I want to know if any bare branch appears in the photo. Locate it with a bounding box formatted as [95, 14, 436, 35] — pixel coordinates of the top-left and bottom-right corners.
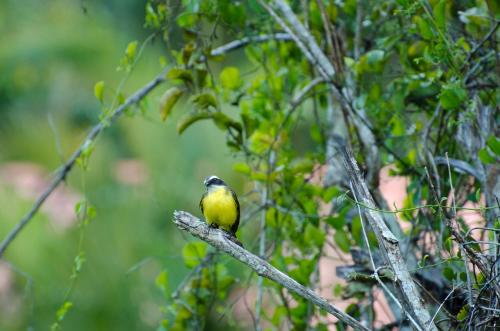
[434, 156, 482, 180]
[340, 146, 437, 331]
[0, 69, 168, 258]
[270, 0, 335, 78]
[172, 210, 370, 331]
[209, 33, 292, 57]
[290, 77, 325, 107]
[463, 21, 500, 66]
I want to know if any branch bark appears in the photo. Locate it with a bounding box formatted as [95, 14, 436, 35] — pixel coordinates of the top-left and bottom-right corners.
[209, 33, 292, 57]
[434, 156, 482, 180]
[340, 146, 437, 331]
[172, 210, 370, 331]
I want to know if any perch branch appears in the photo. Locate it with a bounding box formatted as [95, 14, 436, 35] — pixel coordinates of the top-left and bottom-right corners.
[172, 210, 370, 331]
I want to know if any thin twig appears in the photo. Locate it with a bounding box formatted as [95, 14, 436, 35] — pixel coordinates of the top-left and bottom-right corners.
[463, 21, 500, 66]
[427, 286, 457, 330]
[208, 33, 292, 57]
[434, 156, 482, 181]
[0, 69, 168, 258]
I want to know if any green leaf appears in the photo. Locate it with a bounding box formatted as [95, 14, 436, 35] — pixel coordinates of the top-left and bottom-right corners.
[475, 188, 481, 203]
[290, 158, 314, 175]
[433, 0, 447, 32]
[304, 223, 325, 247]
[55, 301, 73, 322]
[478, 148, 496, 164]
[76, 140, 95, 170]
[220, 67, 242, 90]
[176, 12, 197, 28]
[415, 16, 433, 39]
[444, 237, 453, 252]
[334, 230, 351, 253]
[212, 112, 242, 132]
[457, 304, 469, 321]
[177, 111, 213, 134]
[486, 135, 500, 156]
[191, 92, 217, 110]
[439, 84, 467, 110]
[72, 253, 86, 277]
[159, 87, 183, 121]
[155, 270, 169, 296]
[344, 57, 355, 68]
[443, 266, 455, 281]
[322, 186, 340, 202]
[126, 40, 138, 62]
[182, 242, 207, 268]
[351, 216, 362, 245]
[167, 68, 194, 84]
[366, 49, 385, 64]
[94, 81, 105, 103]
[233, 162, 251, 174]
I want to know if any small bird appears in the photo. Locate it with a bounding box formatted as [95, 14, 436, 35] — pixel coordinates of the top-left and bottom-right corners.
[199, 175, 240, 236]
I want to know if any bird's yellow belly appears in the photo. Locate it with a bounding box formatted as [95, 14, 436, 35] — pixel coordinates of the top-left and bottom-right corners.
[203, 188, 237, 231]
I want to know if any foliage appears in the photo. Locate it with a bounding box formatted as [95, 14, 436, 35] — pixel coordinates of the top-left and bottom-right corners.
[1, 0, 499, 330]
[147, 0, 499, 329]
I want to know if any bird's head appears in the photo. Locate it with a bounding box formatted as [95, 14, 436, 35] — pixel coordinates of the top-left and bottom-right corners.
[204, 175, 226, 188]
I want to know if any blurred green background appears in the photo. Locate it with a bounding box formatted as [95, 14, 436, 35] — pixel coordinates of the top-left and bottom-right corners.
[0, 0, 243, 329]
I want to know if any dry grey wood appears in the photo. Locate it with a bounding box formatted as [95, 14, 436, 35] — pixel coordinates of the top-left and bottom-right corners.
[434, 156, 482, 180]
[340, 146, 436, 331]
[209, 33, 292, 57]
[172, 210, 370, 331]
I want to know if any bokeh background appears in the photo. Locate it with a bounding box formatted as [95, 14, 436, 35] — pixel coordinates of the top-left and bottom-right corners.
[0, 1, 244, 329]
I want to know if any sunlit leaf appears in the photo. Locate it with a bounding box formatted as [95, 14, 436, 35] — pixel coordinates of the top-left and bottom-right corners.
[191, 92, 217, 110]
[233, 162, 251, 174]
[160, 87, 184, 121]
[220, 67, 242, 90]
[155, 270, 169, 296]
[182, 242, 207, 268]
[167, 68, 194, 84]
[94, 81, 105, 103]
[457, 304, 469, 321]
[126, 40, 138, 62]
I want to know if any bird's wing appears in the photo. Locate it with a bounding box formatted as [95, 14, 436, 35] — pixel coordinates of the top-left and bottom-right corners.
[230, 188, 240, 235]
[199, 192, 207, 216]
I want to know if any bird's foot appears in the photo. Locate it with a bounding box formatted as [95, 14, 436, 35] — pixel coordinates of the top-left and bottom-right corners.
[221, 230, 244, 248]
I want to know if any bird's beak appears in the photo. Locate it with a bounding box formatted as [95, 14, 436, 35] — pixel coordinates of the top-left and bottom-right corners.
[203, 178, 208, 186]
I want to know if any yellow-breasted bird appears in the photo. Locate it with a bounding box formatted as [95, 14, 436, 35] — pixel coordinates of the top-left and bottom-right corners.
[199, 175, 240, 236]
